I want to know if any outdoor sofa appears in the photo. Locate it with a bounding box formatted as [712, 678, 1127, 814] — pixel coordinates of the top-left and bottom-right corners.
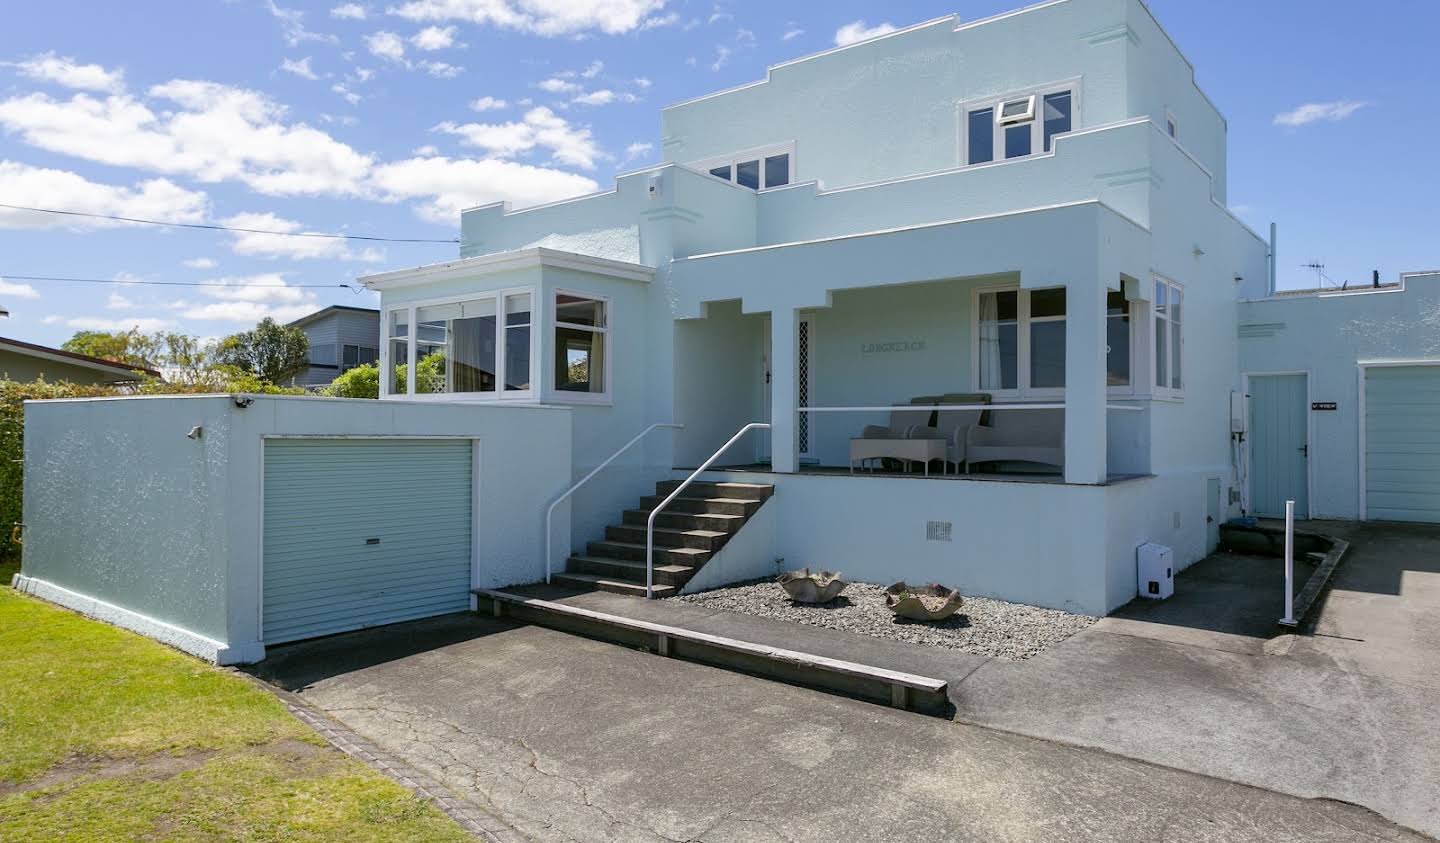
[965, 407, 1064, 472]
[849, 393, 991, 474]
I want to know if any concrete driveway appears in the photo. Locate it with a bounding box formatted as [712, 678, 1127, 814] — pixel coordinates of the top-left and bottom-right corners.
[253, 600, 1427, 842]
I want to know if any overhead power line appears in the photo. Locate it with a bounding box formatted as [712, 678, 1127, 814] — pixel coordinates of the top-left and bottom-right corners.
[0, 274, 364, 291]
[0, 202, 459, 244]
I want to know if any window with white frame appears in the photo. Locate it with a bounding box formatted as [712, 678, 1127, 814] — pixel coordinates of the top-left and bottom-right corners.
[975, 285, 1136, 395]
[1154, 277, 1183, 394]
[964, 86, 1075, 166]
[384, 289, 533, 399]
[694, 145, 793, 190]
[1165, 110, 1178, 140]
[554, 292, 608, 398]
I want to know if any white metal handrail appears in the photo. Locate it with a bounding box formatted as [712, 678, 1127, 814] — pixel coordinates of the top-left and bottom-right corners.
[798, 403, 1147, 412]
[646, 422, 771, 598]
[545, 422, 683, 584]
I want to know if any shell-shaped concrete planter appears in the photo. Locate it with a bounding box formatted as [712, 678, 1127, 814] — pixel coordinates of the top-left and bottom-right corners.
[883, 582, 964, 621]
[777, 568, 848, 603]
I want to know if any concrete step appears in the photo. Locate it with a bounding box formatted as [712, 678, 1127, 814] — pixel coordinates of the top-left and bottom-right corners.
[551, 572, 675, 598]
[586, 540, 711, 566]
[605, 523, 729, 551]
[638, 495, 761, 518]
[568, 555, 696, 587]
[655, 480, 774, 502]
[622, 509, 746, 532]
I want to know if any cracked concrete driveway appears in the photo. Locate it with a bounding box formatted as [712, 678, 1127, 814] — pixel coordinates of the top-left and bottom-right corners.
[252, 613, 1424, 843]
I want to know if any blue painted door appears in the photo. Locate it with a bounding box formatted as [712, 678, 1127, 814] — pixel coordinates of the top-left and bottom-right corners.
[262, 438, 473, 645]
[1365, 366, 1440, 523]
[1249, 374, 1308, 518]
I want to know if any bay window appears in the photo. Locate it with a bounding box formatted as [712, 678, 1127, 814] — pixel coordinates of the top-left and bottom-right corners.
[384, 288, 534, 399]
[554, 292, 608, 398]
[963, 84, 1075, 166]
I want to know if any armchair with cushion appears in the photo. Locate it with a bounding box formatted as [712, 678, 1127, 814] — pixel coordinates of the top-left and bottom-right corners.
[965, 407, 1065, 472]
[909, 392, 991, 473]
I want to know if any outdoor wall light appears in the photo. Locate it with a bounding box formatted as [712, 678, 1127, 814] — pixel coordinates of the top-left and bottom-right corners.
[187, 425, 203, 440]
[233, 395, 253, 408]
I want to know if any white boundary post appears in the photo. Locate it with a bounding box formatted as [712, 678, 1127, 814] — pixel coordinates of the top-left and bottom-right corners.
[1282, 499, 1296, 625]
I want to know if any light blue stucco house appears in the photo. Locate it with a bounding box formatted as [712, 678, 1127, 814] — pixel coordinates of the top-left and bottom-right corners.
[14, 0, 1440, 664]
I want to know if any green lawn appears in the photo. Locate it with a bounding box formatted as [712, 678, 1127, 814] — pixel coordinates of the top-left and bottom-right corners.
[0, 585, 474, 842]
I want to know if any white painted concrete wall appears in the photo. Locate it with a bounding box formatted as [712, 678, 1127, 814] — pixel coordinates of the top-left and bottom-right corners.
[1238, 273, 1440, 519]
[19, 395, 573, 664]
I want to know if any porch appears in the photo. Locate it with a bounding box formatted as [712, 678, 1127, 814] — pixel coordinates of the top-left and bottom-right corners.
[667, 200, 1156, 487]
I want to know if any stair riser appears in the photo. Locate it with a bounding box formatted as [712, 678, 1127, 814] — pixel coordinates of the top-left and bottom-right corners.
[622, 510, 741, 533]
[569, 557, 695, 588]
[655, 481, 774, 501]
[587, 541, 710, 566]
[639, 496, 759, 517]
[605, 525, 727, 551]
[552, 573, 674, 598]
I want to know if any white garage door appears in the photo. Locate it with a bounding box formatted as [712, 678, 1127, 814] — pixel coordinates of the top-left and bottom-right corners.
[1365, 365, 1440, 523]
[263, 438, 474, 645]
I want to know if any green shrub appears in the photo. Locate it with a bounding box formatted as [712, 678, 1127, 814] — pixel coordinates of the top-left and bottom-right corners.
[325, 363, 380, 399]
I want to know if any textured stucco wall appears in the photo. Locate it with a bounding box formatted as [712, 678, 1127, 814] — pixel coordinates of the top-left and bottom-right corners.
[1238, 273, 1440, 519]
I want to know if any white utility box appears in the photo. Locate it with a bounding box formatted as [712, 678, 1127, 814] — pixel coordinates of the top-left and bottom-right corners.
[1137, 542, 1174, 600]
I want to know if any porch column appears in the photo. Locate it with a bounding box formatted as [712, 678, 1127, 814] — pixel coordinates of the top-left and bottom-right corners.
[769, 307, 799, 473]
[1064, 280, 1108, 484]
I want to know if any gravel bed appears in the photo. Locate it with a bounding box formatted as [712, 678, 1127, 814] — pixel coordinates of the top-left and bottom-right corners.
[672, 580, 1097, 661]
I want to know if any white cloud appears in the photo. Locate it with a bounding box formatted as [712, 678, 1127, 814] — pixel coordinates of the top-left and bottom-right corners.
[581, 60, 604, 79]
[365, 30, 407, 61]
[331, 3, 368, 19]
[632, 77, 651, 88]
[0, 160, 209, 230]
[469, 95, 507, 111]
[710, 45, 731, 72]
[183, 257, 218, 269]
[266, 0, 338, 46]
[413, 144, 439, 155]
[434, 106, 602, 168]
[0, 278, 41, 300]
[0, 83, 375, 196]
[834, 20, 896, 46]
[370, 155, 598, 223]
[387, 0, 668, 37]
[422, 61, 463, 78]
[8, 53, 125, 93]
[1273, 100, 1369, 128]
[179, 273, 320, 324]
[538, 76, 582, 94]
[571, 89, 639, 107]
[331, 83, 363, 105]
[411, 25, 457, 49]
[219, 212, 382, 262]
[279, 56, 320, 80]
[623, 141, 653, 162]
[59, 315, 176, 332]
[106, 292, 135, 310]
[782, 27, 803, 41]
[639, 12, 680, 30]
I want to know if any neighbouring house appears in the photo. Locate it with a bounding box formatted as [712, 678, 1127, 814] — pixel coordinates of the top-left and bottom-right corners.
[12, 0, 1439, 665]
[1, 335, 158, 384]
[285, 305, 380, 388]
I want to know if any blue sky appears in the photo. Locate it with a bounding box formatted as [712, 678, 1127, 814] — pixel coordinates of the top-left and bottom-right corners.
[1, 0, 1436, 346]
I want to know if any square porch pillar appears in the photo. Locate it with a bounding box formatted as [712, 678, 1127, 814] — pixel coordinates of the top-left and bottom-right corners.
[769, 308, 799, 473]
[1064, 281, 1108, 484]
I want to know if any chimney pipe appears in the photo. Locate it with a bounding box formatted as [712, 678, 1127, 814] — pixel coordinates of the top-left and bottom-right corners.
[1372, 269, 1380, 288]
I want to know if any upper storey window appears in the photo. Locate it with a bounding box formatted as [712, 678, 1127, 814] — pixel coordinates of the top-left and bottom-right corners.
[693, 143, 793, 190]
[963, 85, 1075, 166]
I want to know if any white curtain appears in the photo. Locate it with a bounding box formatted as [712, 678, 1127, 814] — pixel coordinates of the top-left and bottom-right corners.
[978, 292, 1002, 389]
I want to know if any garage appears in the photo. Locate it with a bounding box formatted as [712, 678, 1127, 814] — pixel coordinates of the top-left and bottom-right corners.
[262, 438, 476, 645]
[1364, 364, 1440, 523]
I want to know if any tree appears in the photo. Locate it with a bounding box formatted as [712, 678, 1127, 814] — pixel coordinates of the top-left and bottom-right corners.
[61, 329, 160, 368]
[213, 318, 310, 385]
[326, 362, 380, 399]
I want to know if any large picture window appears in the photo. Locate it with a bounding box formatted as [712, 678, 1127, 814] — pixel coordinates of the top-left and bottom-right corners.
[383, 288, 534, 400]
[554, 292, 608, 399]
[963, 84, 1075, 167]
[975, 285, 1136, 396]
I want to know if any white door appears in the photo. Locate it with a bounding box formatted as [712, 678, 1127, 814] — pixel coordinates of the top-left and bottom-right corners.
[1364, 364, 1440, 523]
[262, 438, 474, 645]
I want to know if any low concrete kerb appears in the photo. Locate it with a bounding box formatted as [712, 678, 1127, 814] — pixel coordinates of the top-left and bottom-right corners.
[474, 588, 950, 715]
[236, 671, 531, 843]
